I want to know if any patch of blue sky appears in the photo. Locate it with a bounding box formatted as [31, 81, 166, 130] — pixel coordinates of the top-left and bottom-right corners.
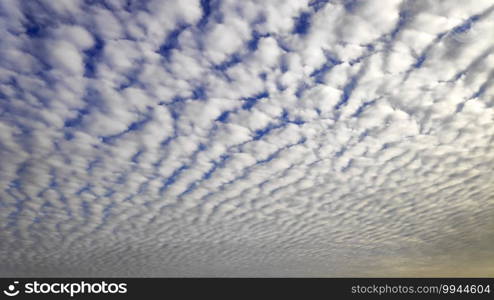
[293, 11, 311, 35]
[335, 76, 358, 110]
[352, 99, 377, 117]
[343, 0, 359, 12]
[310, 54, 342, 83]
[247, 31, 270, 51]
[158, 165, 189, 196]
[413, 54, 426, 69]
[241, 91, 269, 110]
[158, 25, 189, 60]
[80, 200, 91, 219]
[100, 112, 153, 144]
[215, 110, 231, 123]
[197, 0, 223, 29]
[214, 53, 242, 72]
[309, 0, 331, 12]
[84, 37, 104, 77]
[191, 85, 207, 100]
[388, 9, 410, 41]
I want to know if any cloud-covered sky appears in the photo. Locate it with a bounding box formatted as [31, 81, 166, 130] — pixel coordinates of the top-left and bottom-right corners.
[1, 0, 494, 277]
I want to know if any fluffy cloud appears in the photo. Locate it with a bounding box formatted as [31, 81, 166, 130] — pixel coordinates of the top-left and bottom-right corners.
[0, 0, 493, 277]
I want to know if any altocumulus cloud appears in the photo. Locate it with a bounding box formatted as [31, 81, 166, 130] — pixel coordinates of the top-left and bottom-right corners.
[0, 0, 494, 277]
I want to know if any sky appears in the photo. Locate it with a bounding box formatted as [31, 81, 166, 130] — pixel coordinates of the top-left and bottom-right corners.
[0, 0, 493, 277]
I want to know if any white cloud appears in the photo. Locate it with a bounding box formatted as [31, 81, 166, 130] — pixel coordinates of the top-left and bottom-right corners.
[46, 40, 85, 75]
[0, 0, 494, 277]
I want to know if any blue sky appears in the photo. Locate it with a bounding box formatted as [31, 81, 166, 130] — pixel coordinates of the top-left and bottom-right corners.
[0, 0, 494, 277]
